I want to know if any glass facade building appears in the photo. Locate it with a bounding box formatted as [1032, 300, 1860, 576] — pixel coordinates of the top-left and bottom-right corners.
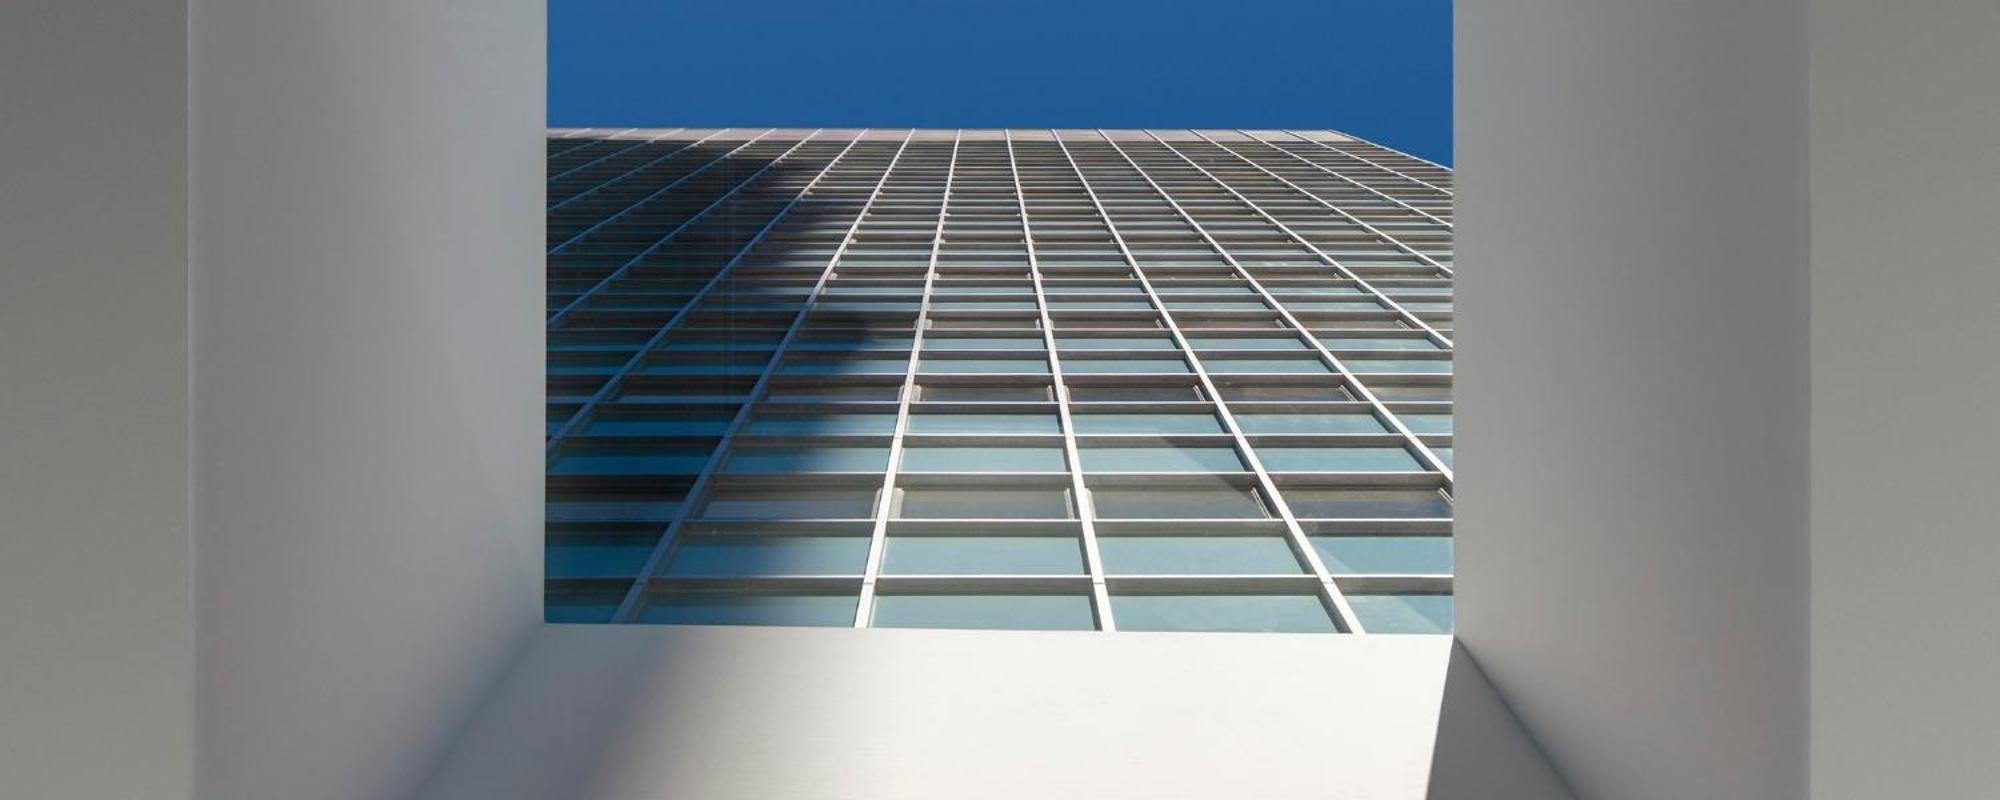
[544, 128, 1453, 633]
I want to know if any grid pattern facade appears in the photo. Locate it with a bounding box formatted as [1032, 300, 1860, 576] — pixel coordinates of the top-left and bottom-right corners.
[544, 128, 1454, 634]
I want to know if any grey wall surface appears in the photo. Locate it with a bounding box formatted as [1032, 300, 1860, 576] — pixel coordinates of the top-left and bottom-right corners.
[189, 2, 544, 799]
[1454, 2, 1811, 797]
[1809, 3, 2000, 797]
[420, 626, 1474, 800]
[0, 3, 194, 798]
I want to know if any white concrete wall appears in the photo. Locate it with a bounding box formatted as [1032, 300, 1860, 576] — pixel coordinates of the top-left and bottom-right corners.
[1454, 1, 1811, 797]
[0, 3, 193, 798]
[421, 626, 1476, 800]
[1808, 3, 2000, 797]
[189, 2, 544, 799]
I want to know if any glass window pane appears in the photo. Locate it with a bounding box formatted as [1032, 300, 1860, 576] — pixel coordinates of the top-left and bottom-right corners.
[902, 447, 1067, 472]
[1235, 413, 1386, 434]
[1081, 446, 1244, 473]
[663, 536, 869, 577]
[1110, 594, 1335, 633]
[1203, 358, 1332, 374]
[1215, 383, 1351, 401]
[1057, 336, 1179, 350]
[1091, 486, 1267, 519]
[1346, 594, 1454, 634]
[546, 532, 656, 578]
[899, 488, 1072, 519]
[906, 413, 1061, 434]
[1347, 359, 1453, 374]
[1186, 337, 1308, 350]
[1320, 337, 1441, 351]
[1255, 446, 1426, 472]
[638, 593, 858, 627]
[1282, 488, 1451, 519]
[743, 413, 896, 436]
[1098, 536, 1302, 575]
[1064, 358, 1191, 374]
[1066, 385, 1203, 402]
[700, 488, 879, 520]
[1312, 536, 1455, 575]
[724, 446, 890, 473]
[920, 358, 1050, 374]
[551, 444, 713, 476]
[924, 337, 1045, 351]
[1071, 413, 1224, 435]
[1432, 447, 1454, 467]
[916, 384, 1053, 401]
[883, 537, 1085, 575]
[781, 358, 910, 375]
[582, 412, 734, 436]
[545, 586, 625, 623]
[872, 594, 1095, 631]
[1397, 414, 1452, 434]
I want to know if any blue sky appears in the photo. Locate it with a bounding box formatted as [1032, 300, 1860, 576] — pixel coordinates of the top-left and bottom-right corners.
[550, 0, 1452, 164]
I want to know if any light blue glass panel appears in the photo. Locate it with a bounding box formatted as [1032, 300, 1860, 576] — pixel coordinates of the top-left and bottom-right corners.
[1091, 487, 1267, 519]
[872, 595, 1095, 631]
[902, 447, 1067, 472]
[1346, 594, 1454, 634]
[546, 533, 656, 578]
[1064, 358, 1191, 374]
[1319, 337, 1441, 351]
[780, 358, 911, 375]
[906, 413, 1061, 434]
[638, 593, 858, 627]
[1275, 286, 1363, 295]
[1234, 413, 1385, 434]
[919, 358, 1050, 374]
[1186, 337, 1308, 350]
[933, 285, 1032, 295]
[1048, 300, 1154, 310]
[1110, 594, 1335, 633]
[1165, 300, 1268, 310]
[1287, 300, 1383, 311]
[1071, 413, 1224, 435]
[663, 536, 869, 576]
[1043, 284, 1144, 295]
[923, 337, 1045, 351]
[1398, 414, 1453, 434]
[744, 414, 896, 436]
[1098, 537, 1302, 575]
[1256, 446, 1425, 472]
[1282, 488, 1451, 519]
[1155, 285, 1255, 295]
[1346, 359, 1453, 374]
[724, 446, 889, 473]
[550, 446, 713, 476]
[898, 488, 1072, 519]
[1312, 536, 1454, 575]
[1055, 337, 1179, 350]
[1433, 447, 1454, 467]
[700, 488, 879, 520]
[882, 537, 1084, 575]
[935, 300, 1039, 311]
[1203, 358, 1332, 374]
[1081, 446, 1244, 472]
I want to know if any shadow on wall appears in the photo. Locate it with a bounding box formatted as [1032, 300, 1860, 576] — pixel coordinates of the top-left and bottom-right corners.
[541, 132, 847, 622]
[1427, 642, 1576, 799]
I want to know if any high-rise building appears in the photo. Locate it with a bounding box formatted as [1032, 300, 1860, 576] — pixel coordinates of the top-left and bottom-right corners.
[544, 128, 1454, 634]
